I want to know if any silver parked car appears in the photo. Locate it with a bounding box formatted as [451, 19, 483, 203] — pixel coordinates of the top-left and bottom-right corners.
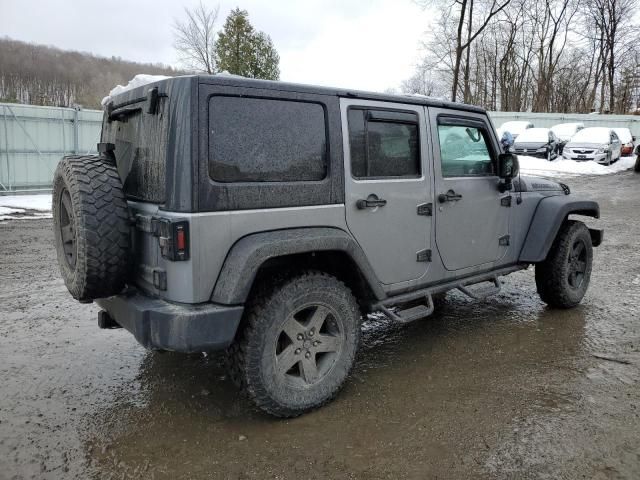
[513, 127, 560, 160]
[562, 127, 622, 165]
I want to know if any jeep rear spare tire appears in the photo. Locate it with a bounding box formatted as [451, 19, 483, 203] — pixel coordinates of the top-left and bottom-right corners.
[52, 155, 130, 302]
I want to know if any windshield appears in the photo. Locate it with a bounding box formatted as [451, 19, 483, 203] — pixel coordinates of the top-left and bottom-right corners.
[613, 128, 632, 143]
[571, 128, 610, 144]
[516, 128, 550, 143]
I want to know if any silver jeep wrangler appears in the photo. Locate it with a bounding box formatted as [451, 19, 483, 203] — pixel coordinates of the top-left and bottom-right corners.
[52, 75, 602, 417]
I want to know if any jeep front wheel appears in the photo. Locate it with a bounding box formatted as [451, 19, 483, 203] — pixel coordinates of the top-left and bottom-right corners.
[227, 272, 361, 417]
[535, 220, 593, 308]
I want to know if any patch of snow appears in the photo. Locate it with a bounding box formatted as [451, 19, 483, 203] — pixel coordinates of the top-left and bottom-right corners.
[0, 194, 52, 211]
[101, 74, 171, 107]
[0, 194, 52, 221]
[518, 155, 636, 177]
[0, 205, 25, 216]
[0, 212, 52, 221]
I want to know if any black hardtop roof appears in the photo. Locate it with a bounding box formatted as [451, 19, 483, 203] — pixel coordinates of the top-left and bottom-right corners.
[190, 74, 485, 114]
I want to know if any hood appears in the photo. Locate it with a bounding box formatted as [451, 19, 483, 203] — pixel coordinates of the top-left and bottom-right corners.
[514, 175, 567, 194]
[514, 141, 548, 149]
[565, 141, 606, 149]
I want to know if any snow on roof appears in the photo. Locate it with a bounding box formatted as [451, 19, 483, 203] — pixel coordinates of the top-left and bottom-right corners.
[100, 72, 252, 107]
[101, 74, 172, 107]
[515, 128, 551, 143]
[613, 127, 633, 143]
[571, 127, 611, 144]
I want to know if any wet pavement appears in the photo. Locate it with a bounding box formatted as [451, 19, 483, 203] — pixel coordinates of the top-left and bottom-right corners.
[1, 170, 639, 479]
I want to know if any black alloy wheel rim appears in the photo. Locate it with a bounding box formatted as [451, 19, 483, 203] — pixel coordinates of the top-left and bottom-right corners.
[59, 189, 77, 268]
[274, 303, 344, 388]
[567, 239, 587, 289]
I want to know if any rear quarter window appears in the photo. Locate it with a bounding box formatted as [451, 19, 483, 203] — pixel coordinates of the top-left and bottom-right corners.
[208, 96, 328, 183]
[102, 104, 169, 204]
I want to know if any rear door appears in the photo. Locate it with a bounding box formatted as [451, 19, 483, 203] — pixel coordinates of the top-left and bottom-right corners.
[428, 109, 510, 271]
[341, 99, 432, 286]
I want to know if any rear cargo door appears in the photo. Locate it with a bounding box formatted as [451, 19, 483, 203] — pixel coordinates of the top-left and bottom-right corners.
[341, 99, 432, 286]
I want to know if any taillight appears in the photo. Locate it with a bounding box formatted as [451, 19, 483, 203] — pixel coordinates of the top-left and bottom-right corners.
[156, 219, 190, 261]
[176, 226, 186, 252]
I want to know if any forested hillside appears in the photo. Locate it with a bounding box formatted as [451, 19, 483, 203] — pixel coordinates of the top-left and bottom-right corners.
[0, 37, 181, 109]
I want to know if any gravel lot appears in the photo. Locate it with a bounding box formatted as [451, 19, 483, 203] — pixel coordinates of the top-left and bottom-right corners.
[1, 170, 639, 480]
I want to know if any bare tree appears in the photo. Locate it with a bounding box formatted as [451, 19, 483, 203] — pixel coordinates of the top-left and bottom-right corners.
[409, 0, 640, 113]
[420, 0, 513, 102]
[173, 2, 220, 74]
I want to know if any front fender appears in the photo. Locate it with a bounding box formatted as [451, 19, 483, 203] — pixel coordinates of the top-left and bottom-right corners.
[519, 195, 600, 263]
[210, 227, 385, 305]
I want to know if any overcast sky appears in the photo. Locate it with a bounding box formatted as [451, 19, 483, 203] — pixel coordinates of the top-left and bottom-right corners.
[0, 0, 432, 92]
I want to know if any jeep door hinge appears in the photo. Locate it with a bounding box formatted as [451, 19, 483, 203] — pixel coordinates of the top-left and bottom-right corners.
[417, 203, 433, 216]
[499, 235, 510, 246]
[416, 249, 432, 262]
[501, 196, 512, 207]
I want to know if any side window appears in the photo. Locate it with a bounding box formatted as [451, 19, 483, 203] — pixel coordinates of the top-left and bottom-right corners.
[348, 108, 420, 179]
[209, 96, 327, 183]
[437, 123, 495, 177]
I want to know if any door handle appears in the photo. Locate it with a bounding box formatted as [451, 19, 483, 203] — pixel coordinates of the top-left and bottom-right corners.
[438, 190, 463, 203]
[356, 194, 387, 209]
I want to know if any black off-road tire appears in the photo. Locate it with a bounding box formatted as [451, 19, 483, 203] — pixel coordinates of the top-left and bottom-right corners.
[634, 154, 640, 172]
[535, 220, 593, 309]
[52, 155, 130, 302]
[226, 271, 361, 418]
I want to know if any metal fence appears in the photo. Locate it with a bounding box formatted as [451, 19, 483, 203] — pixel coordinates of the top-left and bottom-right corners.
[0, 103, 102, 193]
[488, 111, 640, 137]
[1, 103, 639, 194]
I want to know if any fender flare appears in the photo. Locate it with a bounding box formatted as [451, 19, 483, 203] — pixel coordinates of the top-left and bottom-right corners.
[210, 227, 386, 305]
[519, 195, 600, 263]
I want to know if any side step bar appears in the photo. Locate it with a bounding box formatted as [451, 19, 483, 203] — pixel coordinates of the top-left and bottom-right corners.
[378, 295, 435, 324]
[373, 264, 526, 324]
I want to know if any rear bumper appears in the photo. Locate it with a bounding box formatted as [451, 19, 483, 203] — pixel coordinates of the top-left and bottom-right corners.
[96, 293, 244, 353]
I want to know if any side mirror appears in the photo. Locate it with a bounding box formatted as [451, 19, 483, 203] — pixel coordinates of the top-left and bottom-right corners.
[498, 153, 519, 179]
[498, 153, 519, 192]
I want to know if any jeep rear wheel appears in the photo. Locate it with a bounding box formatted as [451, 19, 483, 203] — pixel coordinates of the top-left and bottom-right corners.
[535, 220, 593, 308]
[52, 155, 130, 302]
[227, 272, 361, 417]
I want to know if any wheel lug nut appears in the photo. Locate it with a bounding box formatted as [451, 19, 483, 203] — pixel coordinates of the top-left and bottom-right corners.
[297, 334, 304, 340]
[305, 352, 311, 359]
[295, 348, 301, 355]
[309, 330, 314, 337]
[313, 341, 319, 346]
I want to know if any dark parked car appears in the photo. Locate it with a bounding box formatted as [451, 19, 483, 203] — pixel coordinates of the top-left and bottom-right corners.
[513, 128, 560, 160]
